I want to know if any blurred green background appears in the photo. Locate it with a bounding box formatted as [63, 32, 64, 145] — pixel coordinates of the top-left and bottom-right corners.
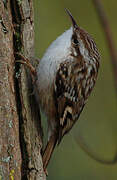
[34, 0, 117, 179]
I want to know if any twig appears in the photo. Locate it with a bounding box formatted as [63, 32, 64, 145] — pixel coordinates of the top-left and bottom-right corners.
[75, 135, 117, 165]
[93, 0, 117, 92]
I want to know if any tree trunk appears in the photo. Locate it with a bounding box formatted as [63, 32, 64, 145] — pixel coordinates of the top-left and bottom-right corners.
[0, 0, 46, 179]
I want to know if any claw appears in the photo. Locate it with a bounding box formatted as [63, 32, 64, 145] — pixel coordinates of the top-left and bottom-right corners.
[44, 168, 48, 176]
[15, 53, 37, 76]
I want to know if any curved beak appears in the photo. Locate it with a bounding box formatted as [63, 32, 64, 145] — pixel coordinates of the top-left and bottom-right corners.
[65, 8, 78, 30]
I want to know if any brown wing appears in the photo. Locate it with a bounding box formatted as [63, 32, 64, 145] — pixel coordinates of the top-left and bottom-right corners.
[54, 59, 86, 144]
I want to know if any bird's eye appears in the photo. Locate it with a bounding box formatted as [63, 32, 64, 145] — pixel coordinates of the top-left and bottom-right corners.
[73, 38, 79, 45]
[72, 34, 79, 46]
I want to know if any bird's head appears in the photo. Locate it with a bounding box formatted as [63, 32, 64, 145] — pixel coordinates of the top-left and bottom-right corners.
[66, 9, 100, 63]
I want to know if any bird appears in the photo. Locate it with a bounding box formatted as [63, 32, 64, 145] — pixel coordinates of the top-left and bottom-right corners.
[35, 9, 100, 171]
[17, 9, 100, 173]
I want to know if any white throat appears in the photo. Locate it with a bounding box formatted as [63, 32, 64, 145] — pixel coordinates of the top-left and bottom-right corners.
[36, 28, 73, 90]
[44, 27, 72, 60]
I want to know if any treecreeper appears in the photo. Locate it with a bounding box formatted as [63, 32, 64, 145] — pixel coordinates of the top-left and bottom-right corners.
[17, 9, 100, 174]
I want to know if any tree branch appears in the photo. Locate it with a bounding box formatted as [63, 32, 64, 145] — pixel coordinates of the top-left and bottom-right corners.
[0, 0, 46, 179]
[11, 0, 46, 179]
[75, 135, 117, 165]
[0, 1, 22, 179]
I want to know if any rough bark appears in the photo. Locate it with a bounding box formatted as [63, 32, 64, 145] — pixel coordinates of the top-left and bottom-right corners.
[0, 0, 46, 179]
[0, 1, 22, 179]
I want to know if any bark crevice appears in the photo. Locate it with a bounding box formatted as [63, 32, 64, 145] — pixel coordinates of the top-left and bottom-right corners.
[0, 0, 46, 179]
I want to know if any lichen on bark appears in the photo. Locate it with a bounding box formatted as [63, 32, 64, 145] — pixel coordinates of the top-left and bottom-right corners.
[0, 0, 46, 179]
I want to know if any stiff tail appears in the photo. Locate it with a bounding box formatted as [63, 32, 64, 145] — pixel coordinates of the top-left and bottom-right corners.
[42, 133, 58, 171]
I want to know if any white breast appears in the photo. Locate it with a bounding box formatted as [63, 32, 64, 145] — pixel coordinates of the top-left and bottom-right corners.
[36, 28, 72, 91]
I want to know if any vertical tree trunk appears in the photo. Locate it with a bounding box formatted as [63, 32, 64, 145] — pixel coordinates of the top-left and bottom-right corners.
[0, 1, 22, 179]
[0, 0, 46, 179]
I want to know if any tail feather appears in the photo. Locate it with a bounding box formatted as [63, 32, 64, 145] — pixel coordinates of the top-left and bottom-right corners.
[42, 133, 58, 171]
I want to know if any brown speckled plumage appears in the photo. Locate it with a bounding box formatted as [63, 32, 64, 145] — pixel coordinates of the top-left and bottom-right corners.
[36, 9, 100, 172]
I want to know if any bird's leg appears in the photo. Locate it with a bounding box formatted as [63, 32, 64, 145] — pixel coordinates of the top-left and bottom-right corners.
[42, 132, 58, 173]
[15, 53, 37, 80]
